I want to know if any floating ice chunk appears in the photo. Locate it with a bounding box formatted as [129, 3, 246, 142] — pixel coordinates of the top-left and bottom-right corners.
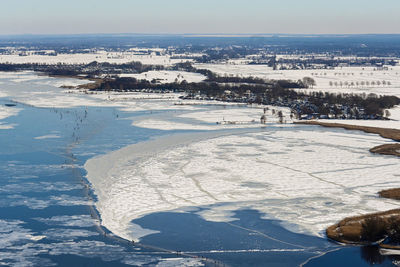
[34, 134, 61, 140]
[35, 215, 99, 228]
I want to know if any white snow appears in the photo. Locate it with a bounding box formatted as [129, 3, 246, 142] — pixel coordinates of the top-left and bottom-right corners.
[120, 70, 206, 84]
[133, 119, 214, 131]
[0, 71, 183, 110]
[0, 71, 91, 87]
[0, 50, 190, 66]
[132, 105, 292, 131]
[179, 106, 291, 124]
[156, 258, 204, 267]
[195, 64, 400, 97]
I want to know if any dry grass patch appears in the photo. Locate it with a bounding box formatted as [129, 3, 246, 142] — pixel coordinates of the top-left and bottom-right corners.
[379, 188, 400, 201]
[326, 209, 400, 244]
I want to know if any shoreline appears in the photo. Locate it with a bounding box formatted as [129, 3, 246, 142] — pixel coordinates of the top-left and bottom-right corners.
[379, 189, 400, 201]
[295, 121, 400, 157]
[326, 209, 400, 244]
[294, 121, 400, 141]
[295, 120, 400, 247]
[370, 143, 400, 157]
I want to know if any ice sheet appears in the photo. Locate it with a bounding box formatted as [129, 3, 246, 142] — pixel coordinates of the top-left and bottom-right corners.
[86, 125, 400, 241]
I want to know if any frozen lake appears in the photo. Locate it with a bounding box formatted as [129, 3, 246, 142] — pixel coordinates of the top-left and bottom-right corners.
[0, 72, 399, 266]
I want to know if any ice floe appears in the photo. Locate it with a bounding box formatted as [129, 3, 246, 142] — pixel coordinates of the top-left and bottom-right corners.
[34, 134, 61, 140]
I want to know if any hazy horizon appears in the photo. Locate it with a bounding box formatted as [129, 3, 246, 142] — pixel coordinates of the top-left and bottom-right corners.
[1, 0, 399, 35]
[2, 33, 400, 37]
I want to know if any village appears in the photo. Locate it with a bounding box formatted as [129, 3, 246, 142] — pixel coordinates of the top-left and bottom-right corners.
[181, 88, 395, 121]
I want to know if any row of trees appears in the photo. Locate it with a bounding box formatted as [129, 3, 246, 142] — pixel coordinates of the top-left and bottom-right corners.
[329, 81, 392, 87]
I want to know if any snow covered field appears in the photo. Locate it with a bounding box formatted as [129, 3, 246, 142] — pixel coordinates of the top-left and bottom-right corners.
[0, 71, 92, 88]
[132, 106, 291, 130]
[196, 64, 400, 97]
[0, 50, 190, 66]
[120, 70, 206, 84]
[0, 71, 188, 111]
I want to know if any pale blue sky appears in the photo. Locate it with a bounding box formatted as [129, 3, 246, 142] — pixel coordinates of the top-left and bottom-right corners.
[0, 0, 399, 34]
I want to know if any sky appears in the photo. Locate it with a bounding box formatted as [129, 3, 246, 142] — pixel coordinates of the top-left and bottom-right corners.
[0, 0, 399, 35]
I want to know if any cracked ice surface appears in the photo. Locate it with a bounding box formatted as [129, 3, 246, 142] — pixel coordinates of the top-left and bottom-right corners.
[86, 125, 400, 241]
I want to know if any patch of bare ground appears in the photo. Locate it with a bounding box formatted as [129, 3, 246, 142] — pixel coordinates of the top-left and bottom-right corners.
[379, 189, 400, 201]
[77, 78, 103, 90]
[326, 209, 400, 244]
[370, 144, 400, 157]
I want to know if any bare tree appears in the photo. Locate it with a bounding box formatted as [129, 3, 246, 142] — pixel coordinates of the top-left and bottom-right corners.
[278, 111, 284, 123]
[302, 77, 316, 88]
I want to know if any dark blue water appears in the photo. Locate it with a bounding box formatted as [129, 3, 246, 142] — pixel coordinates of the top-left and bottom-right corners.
[0, 97, 398, 266]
